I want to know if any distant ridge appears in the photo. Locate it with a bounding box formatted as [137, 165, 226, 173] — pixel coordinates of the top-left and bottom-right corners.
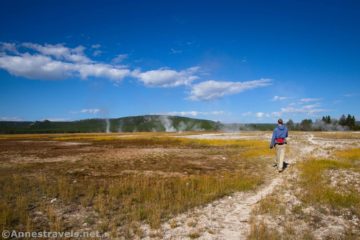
[0, 115, 223, 134]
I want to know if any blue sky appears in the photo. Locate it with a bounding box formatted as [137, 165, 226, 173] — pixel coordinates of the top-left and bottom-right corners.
[0, 0, 359, 123]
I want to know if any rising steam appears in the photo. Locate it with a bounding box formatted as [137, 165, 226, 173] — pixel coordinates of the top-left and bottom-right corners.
[159, 116, 176, 132]
[105, 119, 110, 133]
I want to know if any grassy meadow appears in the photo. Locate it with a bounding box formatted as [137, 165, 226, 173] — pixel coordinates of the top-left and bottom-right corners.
[248, 133, 360, 240]
[298, 148, 360, 218]
[0, 132, 273, 238]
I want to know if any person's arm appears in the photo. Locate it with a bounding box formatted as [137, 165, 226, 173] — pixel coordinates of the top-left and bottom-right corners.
[270, 129, 276, 148]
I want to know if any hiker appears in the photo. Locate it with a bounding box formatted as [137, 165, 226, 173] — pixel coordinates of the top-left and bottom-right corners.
[270, 119, 288, 172]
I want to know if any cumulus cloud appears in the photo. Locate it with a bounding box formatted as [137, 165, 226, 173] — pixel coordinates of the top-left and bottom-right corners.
[75, 63, 130, 80]
[0, 42, 202, 88]
[0, 42, 18, 53]
[0, 42, 130, 81]
[0, 42, 273, 102]
[0, 54, 72, 80]
[189, 78, 272, 101]
[165, 110, 225, 117]
[22, 42, 91, 63]
[272, 95, 288, 101]
[133, 66, 199, 87]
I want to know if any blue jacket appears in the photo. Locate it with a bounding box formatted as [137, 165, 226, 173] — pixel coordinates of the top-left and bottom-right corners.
[270, 125, 288, 148]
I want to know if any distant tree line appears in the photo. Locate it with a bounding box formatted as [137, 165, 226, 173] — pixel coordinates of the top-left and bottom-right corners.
[0, 115, 221, 134]
[286, 114, 359, 131]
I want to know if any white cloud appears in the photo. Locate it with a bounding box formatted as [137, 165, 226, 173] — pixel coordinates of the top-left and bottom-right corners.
[256, 112, 265, 118]
[165, 111, 225, 117]
[0, 43, 203, 87]
[243, 111, 282, 119]
[271, 111, 282, 117]
[0, 42, 273, 102]
[243, 102, 325, 120]
[300, 98, 321, 103]
[75, 63, 130, 81]
[0, 42, 18, 54]
[0, 54, 73, 80]
[170, 48, 182, 54]
[0, 43, 130, 81]
[189, 78, 272, 101]
[272, 95, 288, 101]
[280, 104, 325, 115]
[91, 44, 102, 56]
[343, 93, 358, 98]
[133, 67, 199, 87]
[80, 109, 101, 114]
[42, 118, 69, 121]
[112, 54, 128, 63]
[256, 112, 281, 118]
[0, 116, 23, 121]
[22, 42, 91, 63]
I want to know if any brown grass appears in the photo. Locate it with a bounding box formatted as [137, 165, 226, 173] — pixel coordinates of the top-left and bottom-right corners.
[0, 133, 272, 237]
[253, 194, 286, 216]
[248, 220, 316, 240]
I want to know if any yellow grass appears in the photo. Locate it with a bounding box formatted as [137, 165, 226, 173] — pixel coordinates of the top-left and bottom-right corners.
[0, 133, 272, 236]
[335, 148, 360, 163]
[311, 131, 360, 140]
[298, 148, 360, 216]
[247, 220, 315, 240]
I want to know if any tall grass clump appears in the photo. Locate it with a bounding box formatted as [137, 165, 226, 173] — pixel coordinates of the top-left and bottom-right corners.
[299, 148, 360, 216]
[89, 172, 263, 228]
[247, 220, 315, 240]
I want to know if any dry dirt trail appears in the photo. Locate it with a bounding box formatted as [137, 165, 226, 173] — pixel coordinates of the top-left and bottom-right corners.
[142, 132, 317, 240]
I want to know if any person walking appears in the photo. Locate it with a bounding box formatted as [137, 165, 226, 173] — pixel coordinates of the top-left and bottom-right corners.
[270, 119, 288, 172]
